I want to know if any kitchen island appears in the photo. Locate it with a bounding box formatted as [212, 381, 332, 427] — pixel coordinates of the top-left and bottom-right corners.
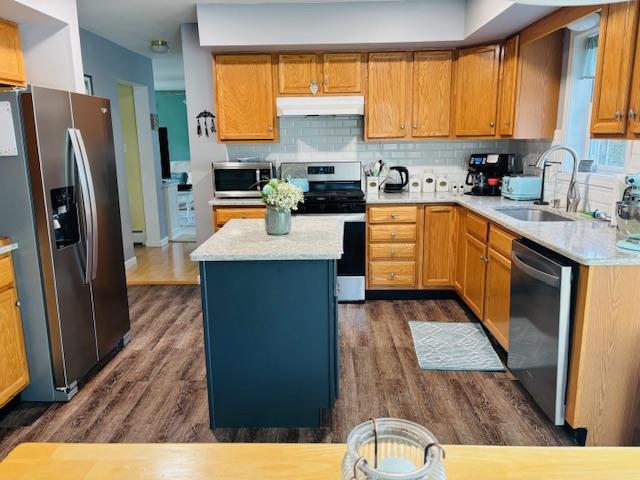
[190, 217, 344, 428]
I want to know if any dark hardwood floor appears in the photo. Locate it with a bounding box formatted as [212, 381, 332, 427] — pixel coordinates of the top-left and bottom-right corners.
[0, 286, 574, 458]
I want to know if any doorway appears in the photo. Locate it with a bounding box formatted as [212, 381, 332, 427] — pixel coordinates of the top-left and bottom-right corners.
[117, 83, 146, 244]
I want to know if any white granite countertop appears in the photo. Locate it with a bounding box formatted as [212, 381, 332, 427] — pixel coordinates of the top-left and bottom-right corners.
[208, 197, 264, 207]
[0, 243, 18, 256]
[191, 216, 344, 262]
[369, 192, 640, 266]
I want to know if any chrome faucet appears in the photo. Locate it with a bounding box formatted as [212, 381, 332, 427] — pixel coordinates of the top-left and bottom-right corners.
[534, 145, 581, 213]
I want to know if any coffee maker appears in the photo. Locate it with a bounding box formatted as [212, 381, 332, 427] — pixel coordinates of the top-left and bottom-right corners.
[465, 153, 522, 196]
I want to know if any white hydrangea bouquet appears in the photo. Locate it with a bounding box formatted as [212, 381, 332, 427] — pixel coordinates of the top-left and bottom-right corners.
[261, 178, 304, 235]
[261, 178, 304, 211]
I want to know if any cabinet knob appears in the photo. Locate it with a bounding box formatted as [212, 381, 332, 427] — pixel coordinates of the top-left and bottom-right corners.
[390, 232, 397, 239]
[267, 127, 273, 132]
[480, 255, 485, 261]
[388, 272, 396, 280]
[15, 300, 20, 308]
[390, 250, 396, 258]
[400, 124, 405, 130]
[412, 124, 418, 129]
[629, 109, 637, 119]
[389, 213, 397, 219]
[614, 111, 623, 121]
[489, 122, 495, 128]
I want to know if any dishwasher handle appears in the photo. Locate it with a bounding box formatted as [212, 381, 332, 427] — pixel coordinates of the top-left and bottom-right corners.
[512, 252, 561, 288]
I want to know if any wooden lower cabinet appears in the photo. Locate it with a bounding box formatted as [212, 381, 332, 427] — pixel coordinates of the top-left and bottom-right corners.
[212, 206, 266, 232]
[462, 233, 488, 319]
[483, 248, 511, 350]
[369, 261, 416, 288]
[453, 207, 466, 293]
[422, 206, 455, 287]
[366, 205, 420, 289]
[0, 252, 29, 408]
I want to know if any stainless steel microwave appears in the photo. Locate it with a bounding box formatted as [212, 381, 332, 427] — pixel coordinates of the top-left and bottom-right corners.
[212, 161, 273, 198]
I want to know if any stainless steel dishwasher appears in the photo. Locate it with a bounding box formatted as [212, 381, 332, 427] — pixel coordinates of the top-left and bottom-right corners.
[508, 240, 575, 425]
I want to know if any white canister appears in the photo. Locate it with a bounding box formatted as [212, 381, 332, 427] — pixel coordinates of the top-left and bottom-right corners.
[366, 176, 380, 196]
[409, 175, 422, 193]
[422, 172, 436, 193]
[436, 176, 449, 192]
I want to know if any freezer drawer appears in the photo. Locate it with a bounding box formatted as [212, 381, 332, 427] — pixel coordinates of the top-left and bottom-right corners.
[508, 240, 573, 425]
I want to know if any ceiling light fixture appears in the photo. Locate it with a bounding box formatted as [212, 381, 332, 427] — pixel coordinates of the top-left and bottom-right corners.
[150, 40, 169, 54]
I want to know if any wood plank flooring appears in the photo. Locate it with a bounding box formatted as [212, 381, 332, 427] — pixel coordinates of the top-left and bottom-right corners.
[0, 286, 574, 459]
[126, 243, 199, 286]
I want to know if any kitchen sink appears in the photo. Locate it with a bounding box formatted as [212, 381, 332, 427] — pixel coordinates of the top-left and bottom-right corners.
[494, 208, 574, 222]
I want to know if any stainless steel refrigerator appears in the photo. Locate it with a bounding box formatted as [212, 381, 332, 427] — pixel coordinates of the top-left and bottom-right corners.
[0, 86, 130, 401]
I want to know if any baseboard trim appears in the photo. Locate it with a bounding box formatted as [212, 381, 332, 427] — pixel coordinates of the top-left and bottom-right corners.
[365, 289, 460, 301]
[145, 236, 169, 247]
[124, 256, 138, 268]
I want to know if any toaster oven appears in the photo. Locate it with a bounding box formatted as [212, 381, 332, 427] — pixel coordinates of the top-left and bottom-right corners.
[212, 161, 273, 198]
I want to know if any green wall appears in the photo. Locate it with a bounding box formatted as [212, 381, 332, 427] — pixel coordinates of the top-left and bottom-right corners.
[155, 90, 191, 162]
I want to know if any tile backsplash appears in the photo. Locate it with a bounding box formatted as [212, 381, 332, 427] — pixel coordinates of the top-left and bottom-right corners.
[227, 116, 532, 183]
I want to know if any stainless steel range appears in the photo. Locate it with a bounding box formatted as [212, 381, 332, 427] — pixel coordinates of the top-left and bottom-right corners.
[281, 161, 365, 301]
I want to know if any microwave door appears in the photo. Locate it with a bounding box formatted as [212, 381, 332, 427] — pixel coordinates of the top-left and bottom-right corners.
[213, 168, 262, 198]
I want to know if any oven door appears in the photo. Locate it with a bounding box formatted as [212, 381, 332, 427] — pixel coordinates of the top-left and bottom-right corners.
[301, 213, 365, 302]
[212, 163, 272, 198]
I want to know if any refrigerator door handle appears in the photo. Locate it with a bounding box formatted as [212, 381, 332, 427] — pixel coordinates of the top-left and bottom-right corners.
[68, 128, 93, 285]
[75, 129, 99, 281]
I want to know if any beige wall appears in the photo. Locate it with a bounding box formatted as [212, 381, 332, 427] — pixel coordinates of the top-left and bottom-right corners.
[117, 83, 145, 236]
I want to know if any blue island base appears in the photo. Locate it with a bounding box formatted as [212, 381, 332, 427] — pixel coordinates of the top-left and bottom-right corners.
[199, 259, 339, 428]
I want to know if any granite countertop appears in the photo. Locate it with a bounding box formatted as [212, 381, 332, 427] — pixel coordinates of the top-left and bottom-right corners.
[208, 197, 264, 207]
[191, 216, 344, 262]
[369, 192, 639, 266]
[0, 243, 18, 256]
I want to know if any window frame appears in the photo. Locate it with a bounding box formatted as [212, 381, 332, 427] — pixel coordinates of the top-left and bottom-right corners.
[560, 28, 632, 175]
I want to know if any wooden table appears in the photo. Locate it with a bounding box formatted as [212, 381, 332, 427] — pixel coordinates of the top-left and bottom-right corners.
[1, 443, 640, 479]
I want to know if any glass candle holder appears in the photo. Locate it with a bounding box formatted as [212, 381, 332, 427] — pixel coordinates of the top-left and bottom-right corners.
[341, 418, 446, 480]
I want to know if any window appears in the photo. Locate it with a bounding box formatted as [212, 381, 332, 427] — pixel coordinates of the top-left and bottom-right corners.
[564, 29, 630, 174]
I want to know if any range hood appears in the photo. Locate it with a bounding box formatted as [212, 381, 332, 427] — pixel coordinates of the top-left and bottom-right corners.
[276, 96, 364, 116]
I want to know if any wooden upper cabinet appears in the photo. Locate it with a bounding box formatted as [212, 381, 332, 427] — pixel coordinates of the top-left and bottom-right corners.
[628, 10, 640, 135]
[412, 51, 452, 138]
[278, 54, 320, 95]
[215, 54, 276, 141]
[497, 36, 519, 136]
[422, 206, 455, 287]
[454, 44, 501, 137]
[0, 19, 25, 86]
[322, 53, 363, 94]
[591, 1, 639, 135]
[367, 52, 410, 139]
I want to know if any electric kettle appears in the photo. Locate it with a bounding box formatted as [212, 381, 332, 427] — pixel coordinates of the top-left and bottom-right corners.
[384, 166, 409, 193]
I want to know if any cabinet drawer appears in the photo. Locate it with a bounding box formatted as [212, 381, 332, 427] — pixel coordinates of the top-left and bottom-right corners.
[369, 243, 416, 260]
[216, 207, 266, 226]
[0, 254, 14, 291]
[368, 224, 417, 243]
[369, 206, 418, 224]
[369, 261, 416, 287]
[466, 211, 488, 242]
[489, 224, 518, 259]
